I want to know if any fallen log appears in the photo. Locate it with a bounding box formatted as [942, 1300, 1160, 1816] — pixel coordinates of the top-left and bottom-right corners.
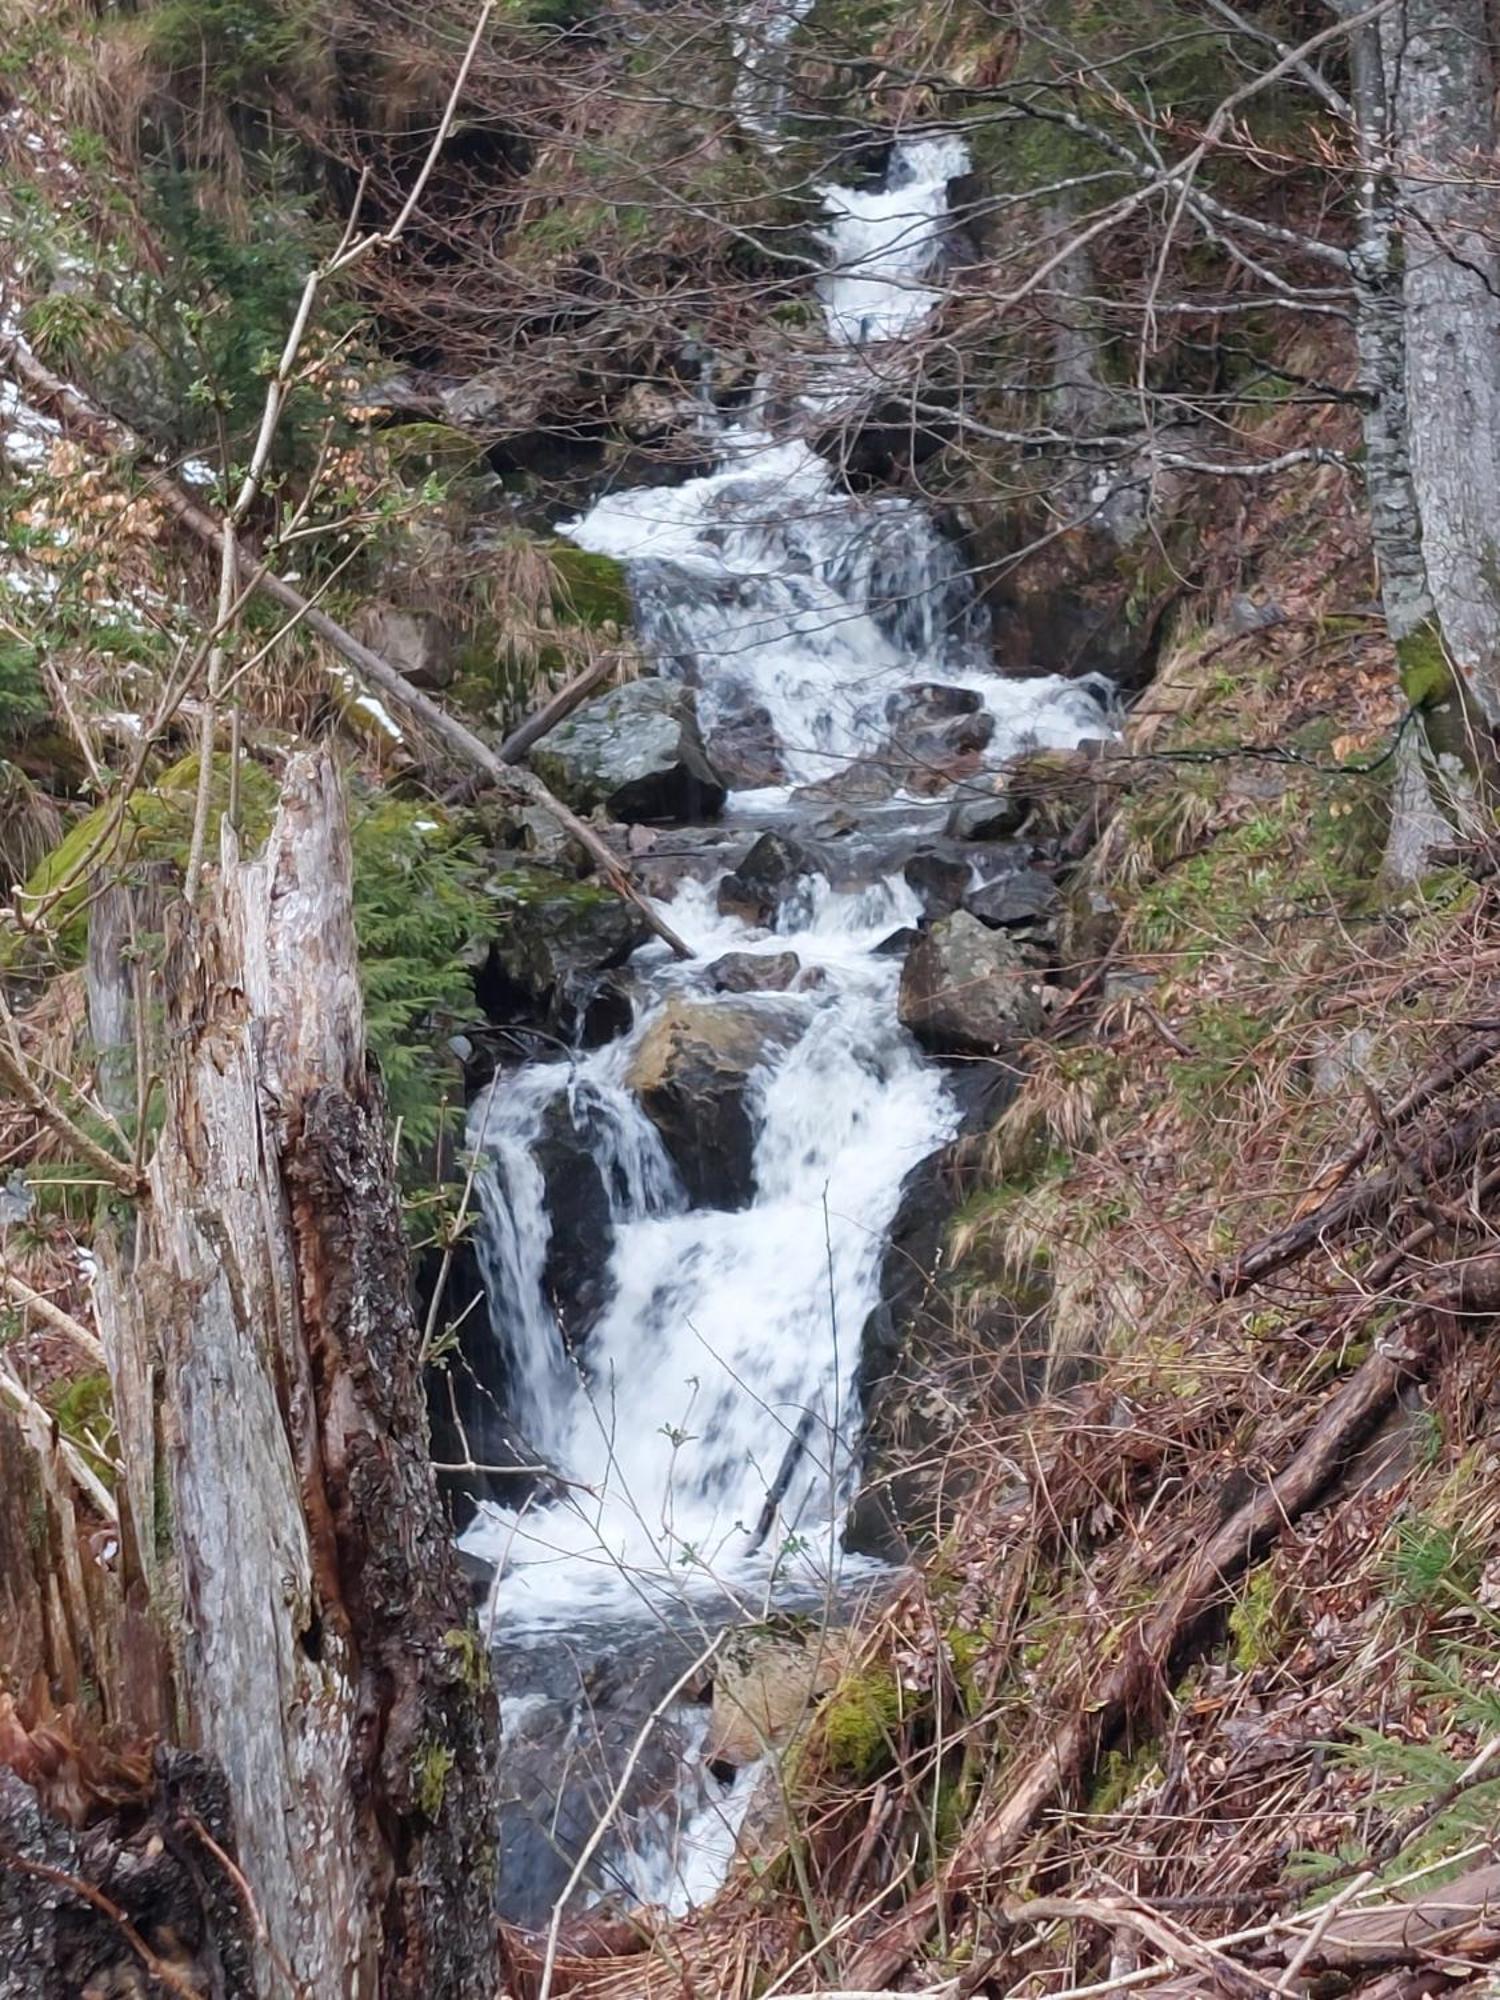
[0, 332, 693, 962]
[843, 1256, 1500, 1988]
[1215, 1099, 1500, 1298]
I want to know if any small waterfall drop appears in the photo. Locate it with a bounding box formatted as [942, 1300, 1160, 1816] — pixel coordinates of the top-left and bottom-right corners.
[462, 131, 1112, 1920]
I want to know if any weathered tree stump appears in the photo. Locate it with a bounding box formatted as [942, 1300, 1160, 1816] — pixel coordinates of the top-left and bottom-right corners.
[86, 753, 500, 1997]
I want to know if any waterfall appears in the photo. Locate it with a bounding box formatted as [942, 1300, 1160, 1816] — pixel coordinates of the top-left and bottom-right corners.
[462, 132, 1112, 1916]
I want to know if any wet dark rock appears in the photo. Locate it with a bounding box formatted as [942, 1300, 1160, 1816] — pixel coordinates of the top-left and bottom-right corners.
[903, 852, 972, 921]
[536, 1092, 616, 1342]
[478, 867, 649, 1033]
[898, 911, 1047, 1054]
[792, 762, 899, 809]
[875, 926, 921, 959]
[421, 1234, 557, 1528]
[716, 831, 817, 928]
[626, 997, 805, 1208]
[532, 679, 727, 823]
[944, 771, 1028, 841]
[964, 867, 1060, 930]
[885, 682, 984, 727]
[709, 949, 802, 993]
[892, 709, 996, 795]
[621, 824, 748, 899]
[704, 703, 788, 790]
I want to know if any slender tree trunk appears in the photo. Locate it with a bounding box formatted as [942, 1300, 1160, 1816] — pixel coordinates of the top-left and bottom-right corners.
[91, 754, 500, 1998]
[1340, 8, 1453, 876]
[1385, 0, 1500, 724]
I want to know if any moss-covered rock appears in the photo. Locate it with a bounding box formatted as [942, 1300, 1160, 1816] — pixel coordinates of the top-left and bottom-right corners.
[818, 1667, 902, 1779]
[479, 864, 650, 1030]
[546, 544, 633, 630]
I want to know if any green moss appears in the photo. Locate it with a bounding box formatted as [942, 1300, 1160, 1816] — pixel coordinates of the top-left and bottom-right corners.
[1229, 1563, 1283, 1671]
[415, 1739, 456, 1819]
[546, 544, 633, 630]
[1090, 1737, 1160, 1815]
[1397, 622, 1454, 708]
[443, 1625, 492, 1693]
[489, 864, 615, 913]
[17, 753, 279, 965]
[820, 1668, 902, 1778]
[46, 1373, 117, 1486]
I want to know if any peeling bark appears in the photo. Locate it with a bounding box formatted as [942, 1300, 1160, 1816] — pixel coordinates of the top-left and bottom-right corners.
[92, 754, 499, 1999]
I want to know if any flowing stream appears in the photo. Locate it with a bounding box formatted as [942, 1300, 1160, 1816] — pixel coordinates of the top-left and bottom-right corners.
[460, 132, 1110, 1923]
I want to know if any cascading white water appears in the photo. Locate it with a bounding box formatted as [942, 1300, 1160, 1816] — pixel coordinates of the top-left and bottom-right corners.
[464, 132, 1112, 1916]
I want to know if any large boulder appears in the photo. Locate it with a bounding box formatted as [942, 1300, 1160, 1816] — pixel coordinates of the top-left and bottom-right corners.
[531, 680, 726, 823]
[479, 867, 649, 1032]
[944, 771, 1028, 841]
[535, 1091, 617, 1344]
[898, 911, 1047, 1055]
[350, 602, 456, 689]
[626, 997, 805, 1208]
[716, 831, 817, 928]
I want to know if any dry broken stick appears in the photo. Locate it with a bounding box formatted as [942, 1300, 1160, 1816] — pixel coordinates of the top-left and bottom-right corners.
[1214, 1097, 1500, 1298]
[0, 331, 693, 962]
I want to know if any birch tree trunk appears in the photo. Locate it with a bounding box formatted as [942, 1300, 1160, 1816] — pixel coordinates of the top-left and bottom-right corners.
[92, 754, 499, 1999]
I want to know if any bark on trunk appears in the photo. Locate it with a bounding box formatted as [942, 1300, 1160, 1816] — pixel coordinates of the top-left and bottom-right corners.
[1340, 0, 1495, 873]
[1386, 0, 1500, 724]
[91, 753, 499, 1998]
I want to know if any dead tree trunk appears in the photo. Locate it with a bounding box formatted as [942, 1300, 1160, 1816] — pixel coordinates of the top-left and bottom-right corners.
[92, 753, 500, 1999]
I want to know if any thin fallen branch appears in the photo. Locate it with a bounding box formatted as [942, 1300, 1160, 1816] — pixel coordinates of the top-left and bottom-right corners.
[0, 334, 693, 962]
[1215, 1099, 1500, 1298]
[0, 1359, 118, 1522]
[0, 1269, 107, 1372]
[845, 1257, 1500, 1987]
[0, 994, 145, 1200]
[496, 652, 619, 764]
[1295, 1029, 1500, 1213]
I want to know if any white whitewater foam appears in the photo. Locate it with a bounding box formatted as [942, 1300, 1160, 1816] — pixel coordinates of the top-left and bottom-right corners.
[468, 131, 1114, 1918]
[461, 871, 957, 1627]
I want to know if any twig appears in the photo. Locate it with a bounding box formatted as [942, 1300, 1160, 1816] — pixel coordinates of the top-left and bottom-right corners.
[0, 992, 144, 1199]
[0, 1843, 199, 1997]
[1215, 1099, 1500, 1297]
[0, 1267, 107, 1371]
[536, 1634, 725, 2000]
[0, 1358, 118, 1522]
[495, 652, 619, 764]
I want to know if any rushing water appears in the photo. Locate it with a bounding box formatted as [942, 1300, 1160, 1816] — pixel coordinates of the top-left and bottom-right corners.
[461, 131, 1111, 1921]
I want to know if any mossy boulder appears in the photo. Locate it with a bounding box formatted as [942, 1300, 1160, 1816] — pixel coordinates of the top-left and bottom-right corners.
[531, 680, 727, 823]
[625, 996, 806, 1207]
[479, 865, 650, 1031]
